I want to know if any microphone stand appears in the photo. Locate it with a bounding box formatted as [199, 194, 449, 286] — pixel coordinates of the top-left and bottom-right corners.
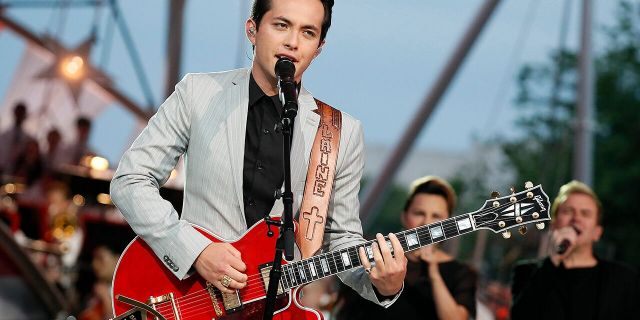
[263, 77, 298, 320]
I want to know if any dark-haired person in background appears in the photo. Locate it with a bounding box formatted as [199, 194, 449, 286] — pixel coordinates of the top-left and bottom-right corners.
[511, 180, 639, 319]
[336, 176, 477, 319]
[110, 0, 406, 308]
[0, 102, 35, 177]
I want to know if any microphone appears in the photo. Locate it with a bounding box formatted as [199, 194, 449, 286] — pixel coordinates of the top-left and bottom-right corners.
[556, 239, 571, 255]
[556, 226, 581, 254]
[275, 57, 298, 120]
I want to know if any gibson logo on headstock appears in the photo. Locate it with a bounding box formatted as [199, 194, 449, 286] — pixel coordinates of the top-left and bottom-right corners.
[534, 195, 546, 211]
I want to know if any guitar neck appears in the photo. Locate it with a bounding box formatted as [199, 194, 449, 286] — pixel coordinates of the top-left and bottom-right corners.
[280, 213, 477, 290]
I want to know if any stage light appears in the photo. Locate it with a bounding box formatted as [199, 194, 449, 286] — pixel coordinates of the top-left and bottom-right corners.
[89, 156, 109, 171]
[72, 194, 85, 206]
[59, 55, 85, 80]
[3, 183, 16, 194]
[97, 193, 112, 205]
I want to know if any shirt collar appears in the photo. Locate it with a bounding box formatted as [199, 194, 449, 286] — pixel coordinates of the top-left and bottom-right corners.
[248, 72, 302, 108]
[248, 73, 267, 107]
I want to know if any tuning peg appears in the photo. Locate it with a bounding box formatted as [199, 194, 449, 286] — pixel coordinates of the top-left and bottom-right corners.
[502, 230, 512, 239]
[519, 226, 528, 235]
[510, 186, 516, 194]
[491, 191, 500, 198]
[525, 181, 534, 189]
[536, 223, 545, 230]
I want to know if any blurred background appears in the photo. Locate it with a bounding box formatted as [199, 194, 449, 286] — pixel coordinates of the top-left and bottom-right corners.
[0, 0, 639, 319]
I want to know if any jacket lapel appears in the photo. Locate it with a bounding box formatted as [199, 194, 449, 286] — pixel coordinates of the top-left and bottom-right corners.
[225, 69, 250, 220]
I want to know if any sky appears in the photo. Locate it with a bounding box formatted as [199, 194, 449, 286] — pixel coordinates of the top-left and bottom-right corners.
[0, 0, 622, 168]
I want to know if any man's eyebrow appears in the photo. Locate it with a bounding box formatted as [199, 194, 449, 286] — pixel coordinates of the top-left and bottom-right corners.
[272, 16, 292, 25]
[273, 16, 320, 32]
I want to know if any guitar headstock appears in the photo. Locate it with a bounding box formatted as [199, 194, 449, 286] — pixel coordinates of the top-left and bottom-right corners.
[471, 182, 551, 238]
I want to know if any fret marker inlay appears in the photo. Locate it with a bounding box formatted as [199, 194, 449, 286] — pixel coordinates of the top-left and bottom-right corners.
[366, 246, 374, 260]
[298, 265, 306, 280]
[406, 233, 418, 247]
[430, 226, 444, 238]
[341, 252, 351, 266]
[457, 218, 472, 230]
[309, 262, 317, 277]
[320, 258, 329, 273]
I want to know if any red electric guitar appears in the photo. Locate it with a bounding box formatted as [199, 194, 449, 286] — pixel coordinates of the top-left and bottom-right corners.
[111, 183, 550, 320]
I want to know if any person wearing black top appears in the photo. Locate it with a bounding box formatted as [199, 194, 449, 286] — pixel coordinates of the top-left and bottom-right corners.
[335, 176, 477, 320]
[511, 180, 639, 319]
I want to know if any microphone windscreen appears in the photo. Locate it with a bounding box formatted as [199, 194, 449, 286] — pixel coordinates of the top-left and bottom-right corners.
[275, 57, 295, 78]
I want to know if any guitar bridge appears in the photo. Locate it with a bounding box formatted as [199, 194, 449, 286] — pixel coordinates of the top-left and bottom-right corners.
[147, 293, 179, 320]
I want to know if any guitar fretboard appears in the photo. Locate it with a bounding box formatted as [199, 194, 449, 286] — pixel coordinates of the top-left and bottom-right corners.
[279, 213, 476, 290]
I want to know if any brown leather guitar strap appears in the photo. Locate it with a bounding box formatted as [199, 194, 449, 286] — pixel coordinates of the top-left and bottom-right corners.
[296, 99, 342, 258]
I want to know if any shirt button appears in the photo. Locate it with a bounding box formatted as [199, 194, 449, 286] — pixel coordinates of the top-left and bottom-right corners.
[263, 128, 270, 134]
[257, 161, 263, 170]
[248, 199, 255, 206]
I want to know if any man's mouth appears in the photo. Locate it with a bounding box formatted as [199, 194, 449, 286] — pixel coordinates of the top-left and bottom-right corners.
[276, 54, 297, 63]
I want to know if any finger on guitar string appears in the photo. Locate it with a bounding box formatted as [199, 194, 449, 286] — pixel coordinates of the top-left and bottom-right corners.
[358, 246, 373, 274]
[388, 233, 407, 265]
[371, 239, 386, 276]
[377, 233, 395, 268]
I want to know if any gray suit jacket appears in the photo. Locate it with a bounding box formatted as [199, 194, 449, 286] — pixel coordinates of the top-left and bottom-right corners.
[110, 68, 396, 306]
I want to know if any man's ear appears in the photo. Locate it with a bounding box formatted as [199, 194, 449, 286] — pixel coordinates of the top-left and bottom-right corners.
[400, 211, 408, 229]
[246, 19, 257, 45]
[593, 225, 603, 242]
[314, 41, 326, 59]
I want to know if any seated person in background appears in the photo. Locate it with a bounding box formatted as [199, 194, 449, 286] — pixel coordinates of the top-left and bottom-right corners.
[79, 244, 121, 320]
[60, 117, 95, 166]
[511, 180, 639, 319]
[0, 102, 35, 176]
[43, 128, 65, 173]
[11, 139, 44, 186]
[336, 176, 477, 320]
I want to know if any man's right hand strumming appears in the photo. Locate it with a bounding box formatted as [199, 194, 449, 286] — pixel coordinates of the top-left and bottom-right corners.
[194, 242, 247, 293]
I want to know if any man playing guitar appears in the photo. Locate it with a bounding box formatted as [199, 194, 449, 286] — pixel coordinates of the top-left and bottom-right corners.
[109, 0, 406, 318]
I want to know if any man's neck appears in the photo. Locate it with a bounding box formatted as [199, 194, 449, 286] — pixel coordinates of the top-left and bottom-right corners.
[562, 245, 598, 269]
[251, 68, 278, 96]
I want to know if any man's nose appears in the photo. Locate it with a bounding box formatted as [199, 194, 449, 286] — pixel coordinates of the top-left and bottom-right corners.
[283, 31, 299, 50]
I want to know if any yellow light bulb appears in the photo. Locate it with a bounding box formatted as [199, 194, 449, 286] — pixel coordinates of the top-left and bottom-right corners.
[60, 55, 85, 80]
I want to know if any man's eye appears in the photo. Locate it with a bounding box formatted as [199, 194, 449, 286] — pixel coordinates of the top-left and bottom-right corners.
[303, 30, 317, 38]
[274, 23, 287, 29]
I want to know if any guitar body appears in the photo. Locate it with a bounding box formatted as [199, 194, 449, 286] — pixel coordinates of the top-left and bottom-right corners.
[111, 220, 321, 320]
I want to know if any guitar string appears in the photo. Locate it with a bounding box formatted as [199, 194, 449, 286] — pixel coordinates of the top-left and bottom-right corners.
[155, 212, 524, 316]
[180, 193, 538, 294]
[149, 196, 543, 313]
[155, 216, 524, 314]
[153, 195, 542, 314]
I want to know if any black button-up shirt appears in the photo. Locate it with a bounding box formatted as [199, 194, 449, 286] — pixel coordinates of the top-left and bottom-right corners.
[242, 75, 289, 227]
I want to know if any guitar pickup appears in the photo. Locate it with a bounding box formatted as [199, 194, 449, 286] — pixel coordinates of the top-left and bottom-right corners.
[221, 290, 243, 313]
[259, 263, 285, 296]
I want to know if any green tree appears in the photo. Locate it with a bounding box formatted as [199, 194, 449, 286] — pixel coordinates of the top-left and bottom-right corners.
[505, 0, 640, 265]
